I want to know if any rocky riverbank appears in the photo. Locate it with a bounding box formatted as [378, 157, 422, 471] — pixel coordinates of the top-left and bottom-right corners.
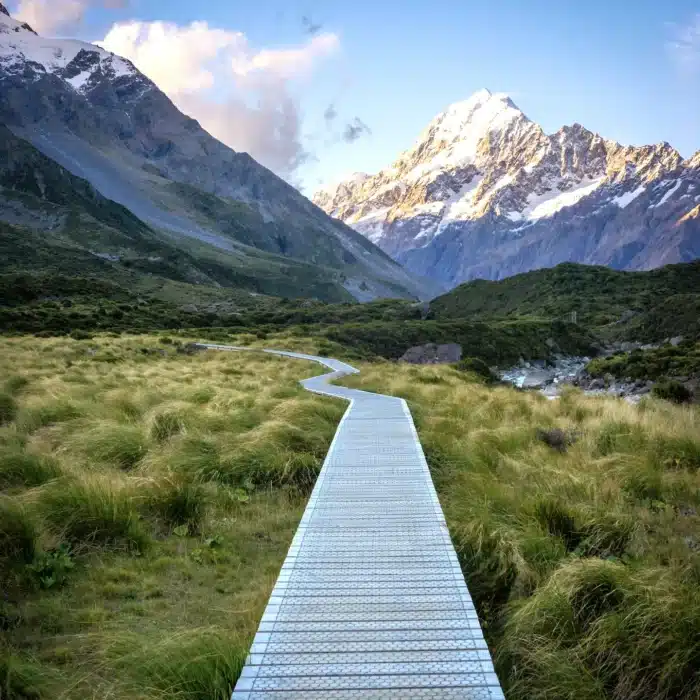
[498, 353, 656, 402]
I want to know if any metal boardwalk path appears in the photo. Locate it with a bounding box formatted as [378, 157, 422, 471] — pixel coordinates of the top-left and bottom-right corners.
[202, 346, 504, 700]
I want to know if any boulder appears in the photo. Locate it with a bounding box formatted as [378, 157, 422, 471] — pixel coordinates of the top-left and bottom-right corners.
[399, 343, 462, 365]
[520, 369, 555, 389]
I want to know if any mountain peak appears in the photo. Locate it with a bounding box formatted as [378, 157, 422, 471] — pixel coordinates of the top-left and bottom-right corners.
[0, 3, 9, 17]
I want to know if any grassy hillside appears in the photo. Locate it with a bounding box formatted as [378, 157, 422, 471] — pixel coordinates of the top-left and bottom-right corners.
[0, 335, 345, 699]
[342, 362, 700, 700]
[430, 261, 700, 341]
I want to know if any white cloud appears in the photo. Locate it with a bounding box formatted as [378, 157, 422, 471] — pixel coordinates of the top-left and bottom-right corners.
[99, 20, 340, 175]
[14, 0, 126, 35]
[668, 13, 700, 70]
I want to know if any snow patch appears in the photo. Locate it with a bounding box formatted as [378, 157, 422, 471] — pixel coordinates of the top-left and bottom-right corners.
[651, 180, 682, 208]
[523, 177, 605, 220]
[612, 185, 645, 209]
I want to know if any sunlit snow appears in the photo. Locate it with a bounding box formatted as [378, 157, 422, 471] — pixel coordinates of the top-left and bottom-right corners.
[612, 185, 645, 208]
[0, 13, 132, 79]
[523, 178, 605, 220]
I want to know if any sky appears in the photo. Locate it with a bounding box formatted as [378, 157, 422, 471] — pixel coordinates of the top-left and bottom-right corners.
[7, 0, 700, 193]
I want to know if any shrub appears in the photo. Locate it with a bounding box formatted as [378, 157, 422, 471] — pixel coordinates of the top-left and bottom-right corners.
[0, 498, 38, 571]
[39, 478, 148, 551]
[653, 380, 693, 404]
[0, 393, 18, 425]
[69, 330, 93, 341]
[82, 423, 147, 470]
[0, 449, 61, 489]
[454, 356, 498, 383]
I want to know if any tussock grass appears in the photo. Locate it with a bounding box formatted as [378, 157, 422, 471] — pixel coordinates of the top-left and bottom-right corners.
[39, 476, 149, 552]
[0, 334, 341, 699]
[0, 448, 61, 488]
[79, 421, 149, 470]
[147, 477, 209, 533]
[114, 628, 248, 700]
[344, 362, 700, 700]
[0, 392, 18, 425]
[0, 497, 37, 569]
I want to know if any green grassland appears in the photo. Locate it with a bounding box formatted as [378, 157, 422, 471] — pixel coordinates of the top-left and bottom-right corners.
[342, 363, 700, 700]
[0, 336, 345, 700]
[3, 336, 700, 699]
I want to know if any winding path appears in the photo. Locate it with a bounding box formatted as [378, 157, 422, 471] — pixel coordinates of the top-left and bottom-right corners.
[199, 346, 504, 700]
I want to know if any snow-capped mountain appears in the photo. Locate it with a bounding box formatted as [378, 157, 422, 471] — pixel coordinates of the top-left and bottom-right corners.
[313, 89, 700, 290]
[0, 4, 430, 301]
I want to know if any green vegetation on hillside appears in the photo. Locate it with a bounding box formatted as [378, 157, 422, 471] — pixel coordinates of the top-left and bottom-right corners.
[0, 336, 344, 699]
[587, 341, 700, 381]
[430, 261, 700, 342]
[343, 363, 700, 700]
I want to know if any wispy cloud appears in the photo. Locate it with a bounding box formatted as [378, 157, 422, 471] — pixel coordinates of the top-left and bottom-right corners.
[667, 13, 700, 70]
[342, 117, 371, 143]
[100, 20, 340, 175]
[14, 0, 127, 34]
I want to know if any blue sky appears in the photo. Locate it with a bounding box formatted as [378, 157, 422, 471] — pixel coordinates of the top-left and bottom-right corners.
[12, 0, 700, 192]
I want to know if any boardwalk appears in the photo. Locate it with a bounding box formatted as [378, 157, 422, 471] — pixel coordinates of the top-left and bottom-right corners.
[201, 346, 504, 700]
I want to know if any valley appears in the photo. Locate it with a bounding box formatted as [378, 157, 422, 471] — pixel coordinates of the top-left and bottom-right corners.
[1, 2, 699, 699]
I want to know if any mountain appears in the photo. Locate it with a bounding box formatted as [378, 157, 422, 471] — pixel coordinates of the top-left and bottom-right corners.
[313, 89, 700, 290]
[0, 6, 430, 302]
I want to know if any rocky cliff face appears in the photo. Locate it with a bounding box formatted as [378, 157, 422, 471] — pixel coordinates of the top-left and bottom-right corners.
[0, 9, 430, 301]
[313, 89, 699, 290]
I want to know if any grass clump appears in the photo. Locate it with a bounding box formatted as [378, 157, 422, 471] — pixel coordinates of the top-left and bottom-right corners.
[117, 629, 247, 700]
[0, 392, 18, 425]
[151, 410, 185, 442]
[0, 449, 61, 488]
[39, 477, 148, 552]
[0, 498, 38, 572]
[81, 422, 148, 470]
[148, 478, 208, 534]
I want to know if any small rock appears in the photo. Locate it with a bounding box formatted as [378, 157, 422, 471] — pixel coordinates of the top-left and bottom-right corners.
[670, 336, 684, 347]
[536, 428, 578, 452]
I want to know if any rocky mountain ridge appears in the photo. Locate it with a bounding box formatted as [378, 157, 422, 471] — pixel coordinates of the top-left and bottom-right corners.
[0, 8, 430, 301]
[313, 89, 700, 290]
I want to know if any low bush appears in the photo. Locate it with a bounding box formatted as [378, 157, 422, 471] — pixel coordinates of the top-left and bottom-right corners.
[653, 379, 693, 404]
[454, 356, 498, 383]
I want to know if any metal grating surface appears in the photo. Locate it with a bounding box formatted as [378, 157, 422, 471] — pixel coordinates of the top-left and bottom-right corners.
[199, 345, 504, 700]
